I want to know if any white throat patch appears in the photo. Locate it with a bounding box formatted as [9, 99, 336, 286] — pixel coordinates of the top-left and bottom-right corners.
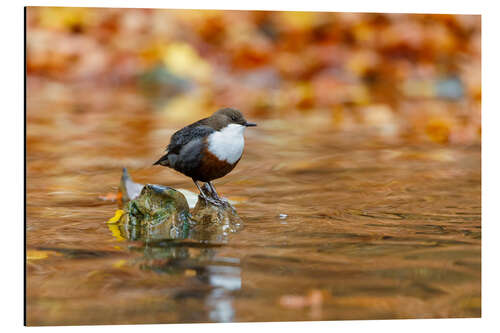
[207, 124, 245, 164]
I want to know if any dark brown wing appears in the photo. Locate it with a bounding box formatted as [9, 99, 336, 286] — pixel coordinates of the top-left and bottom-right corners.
[153, 119, 214, 167]
[166, 121, 214, 155]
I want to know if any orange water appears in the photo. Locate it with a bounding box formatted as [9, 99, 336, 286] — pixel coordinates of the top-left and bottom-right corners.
[26, 84, 480, 325]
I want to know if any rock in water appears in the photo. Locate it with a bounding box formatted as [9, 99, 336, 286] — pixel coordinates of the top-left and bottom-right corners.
[126, 185, 190, 224]
[112, 168, 242, 242]
[119, 184, 192, 241]
[192, 185, 242, 229]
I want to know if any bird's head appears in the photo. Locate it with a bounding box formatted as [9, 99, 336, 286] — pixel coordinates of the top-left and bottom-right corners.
[212, 108, 257, 129]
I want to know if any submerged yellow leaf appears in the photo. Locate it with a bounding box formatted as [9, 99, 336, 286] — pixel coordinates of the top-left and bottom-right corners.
[27, 250, 59, 260]
[107, 209, 125, 224]
[108, 224, 125, 242]
[107, 210, 126, 241]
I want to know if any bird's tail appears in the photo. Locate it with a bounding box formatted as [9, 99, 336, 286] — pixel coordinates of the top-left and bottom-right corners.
[153, 153, 170, 167]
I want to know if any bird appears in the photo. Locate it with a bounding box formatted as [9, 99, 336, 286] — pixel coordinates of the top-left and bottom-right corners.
[153, 108, 256, 205]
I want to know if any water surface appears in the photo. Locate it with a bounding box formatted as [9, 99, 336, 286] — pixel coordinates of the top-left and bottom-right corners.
[26, 85, 481, 325]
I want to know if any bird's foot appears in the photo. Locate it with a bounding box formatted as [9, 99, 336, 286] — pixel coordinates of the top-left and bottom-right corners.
[199, 183, 229, 207]
[198, 191, 222, 207]
[203, 195, 225, 207]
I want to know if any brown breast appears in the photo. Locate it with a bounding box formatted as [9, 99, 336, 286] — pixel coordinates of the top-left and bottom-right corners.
[193, 147, 241, 182]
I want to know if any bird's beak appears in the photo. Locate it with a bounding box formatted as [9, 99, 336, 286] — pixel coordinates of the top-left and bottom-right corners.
[245, 122, 257, 127]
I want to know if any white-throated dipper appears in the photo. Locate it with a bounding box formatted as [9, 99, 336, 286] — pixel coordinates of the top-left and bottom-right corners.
[153, 108, 256, 205]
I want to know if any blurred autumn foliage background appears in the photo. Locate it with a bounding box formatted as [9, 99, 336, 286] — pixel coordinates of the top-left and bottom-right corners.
[26, 7, 481, 144]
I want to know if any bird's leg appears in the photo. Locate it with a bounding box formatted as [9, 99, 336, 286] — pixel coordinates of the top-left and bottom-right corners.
[208, 182, 229, 205]
[193, 179, 221, 206]
[193, 179, 209, 199]
[202, 183, 214, 197]
[203, 183, 227, 205]
[207, 181, 221, 200]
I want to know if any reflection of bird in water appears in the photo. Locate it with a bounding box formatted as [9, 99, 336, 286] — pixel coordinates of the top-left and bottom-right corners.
[133, 241, 241, 323]
[154, 108, 256, 206]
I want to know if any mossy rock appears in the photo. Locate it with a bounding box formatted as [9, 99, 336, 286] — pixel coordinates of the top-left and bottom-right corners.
[191, 190, 242, 231]
[111, 168, 242, 242]
[126, 184, 190, 225]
